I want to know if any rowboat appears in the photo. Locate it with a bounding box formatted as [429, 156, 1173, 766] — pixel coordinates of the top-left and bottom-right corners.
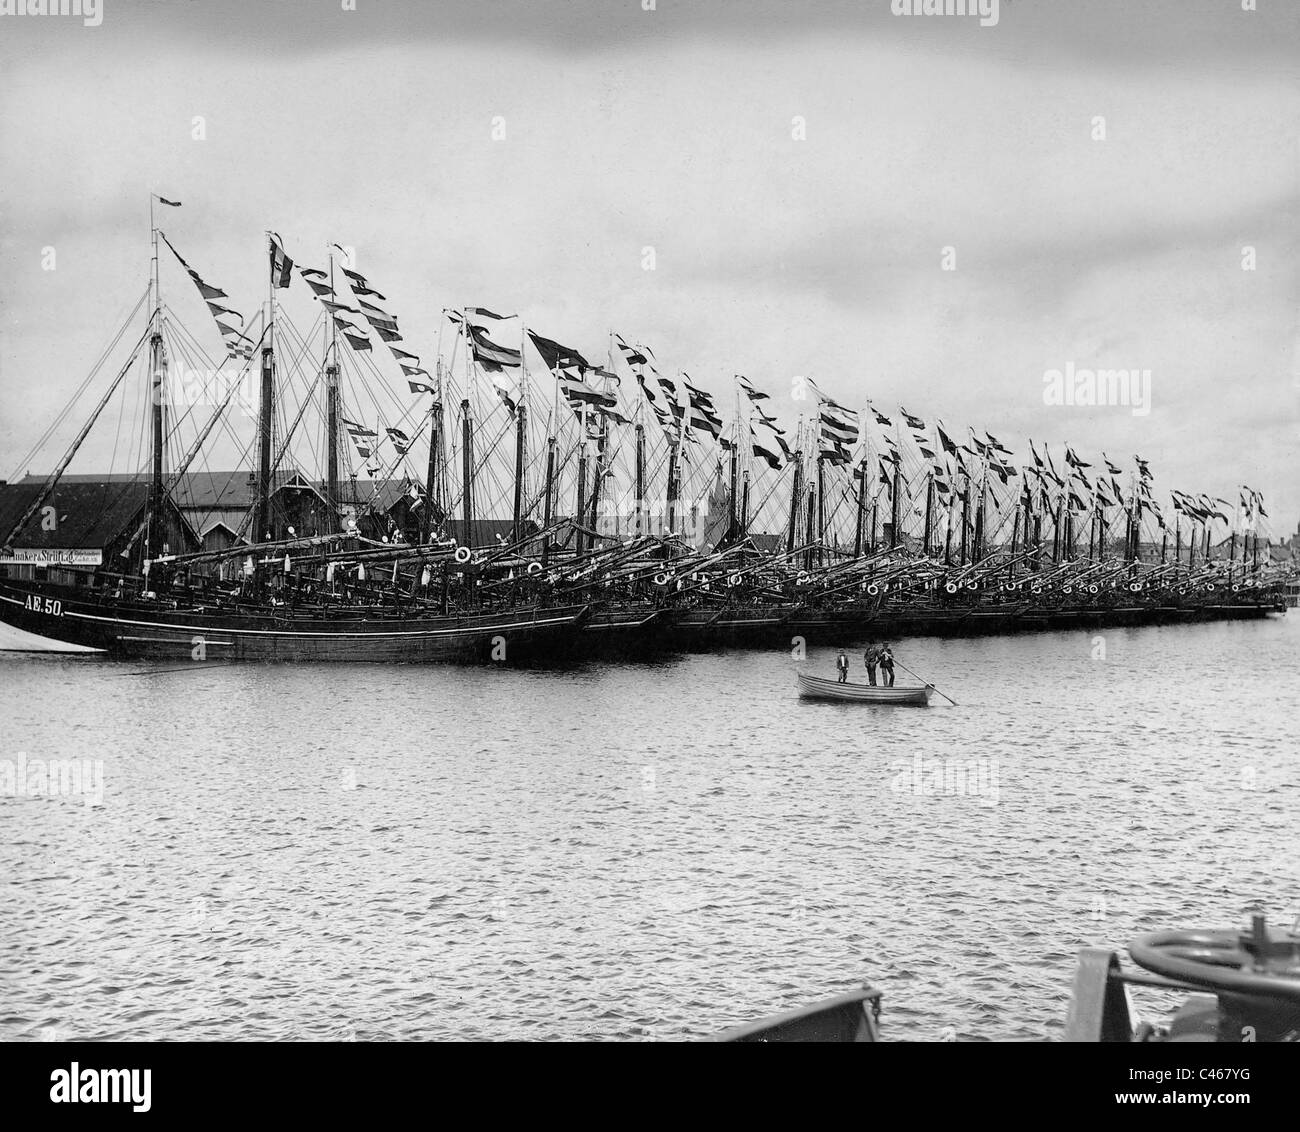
[796, 671, 932, 705]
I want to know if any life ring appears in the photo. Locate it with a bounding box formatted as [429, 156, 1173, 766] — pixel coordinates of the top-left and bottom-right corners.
[1129, 582, 1142, 592]
[945, 581, 958, 594]
[1031, 587, 1042, 596]
[653, 572, 671, 586]
[1063, 586, 1073, 595]
[965, 581, 977, 591]
[1088, 583, 1098, 594]
[527, 562, 542, 576]
[866, 583, 880, 596]
[727, 573, 741, 587]
[796, 571, 811, 586]
[1177, 586, 1187, 595]
[454, 546, 472, 565]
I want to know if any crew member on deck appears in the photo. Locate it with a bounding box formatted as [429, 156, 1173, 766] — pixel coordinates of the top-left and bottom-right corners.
[864, 640, 884, 685]
[836, 649, 850, 683]
[879, 643, 896, 687]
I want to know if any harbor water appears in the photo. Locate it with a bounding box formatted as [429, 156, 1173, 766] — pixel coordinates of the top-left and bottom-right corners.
[2, 613, 1297, 1041]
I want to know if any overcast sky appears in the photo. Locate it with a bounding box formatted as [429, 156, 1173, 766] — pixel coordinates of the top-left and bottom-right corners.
[1, 0, 1297, 530]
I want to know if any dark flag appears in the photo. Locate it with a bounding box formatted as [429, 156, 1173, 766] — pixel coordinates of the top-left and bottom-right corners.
[616, 335, 648, 366]
[528, 331, 590, 373]
[342, 267, 386, 300]
[269, 233, 294, 289]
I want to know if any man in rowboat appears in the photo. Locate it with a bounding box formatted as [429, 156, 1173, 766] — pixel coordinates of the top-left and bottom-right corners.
[836, 650, 850, 683]
[879, 643, 896, 687]
[863, 640, 885, 685]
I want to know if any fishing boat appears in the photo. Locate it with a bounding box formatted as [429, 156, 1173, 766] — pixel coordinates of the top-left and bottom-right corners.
[0, 203, 1289, 663]
[796, 671, 932, 705]
[713, 913, 1300, 1042]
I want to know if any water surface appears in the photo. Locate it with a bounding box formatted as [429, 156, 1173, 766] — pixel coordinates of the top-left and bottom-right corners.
[2, 614, 1296, 1041]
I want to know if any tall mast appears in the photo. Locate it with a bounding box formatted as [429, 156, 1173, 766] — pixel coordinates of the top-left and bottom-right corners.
[541, 434, 557, 567]
[853, 461, 867, 558]
[588, 336, 613, 538]
[423, 356, 446, 544]
[325, 247, 340, 527]
[803, 480, 816, 572]
[922, 470, 934, 558]
[666, 406, 681, 537]
[512, 401, 528, 543]
[815, 455, 825, 567]
[785, 424, 804, 554]
[575, 423, 589, 556]
[728, 377, 739, 540]
[959, 473, 969, 564]
[460, 397, 475, 548]
[511, 322, 530, 545]
[146, 197, 167, 561]
[634, 421, 646, 537]
[890, 457, 901, 550]
[255, 232, 276, 544]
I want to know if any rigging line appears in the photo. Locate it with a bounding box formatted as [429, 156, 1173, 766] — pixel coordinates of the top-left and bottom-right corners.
[6, 284, 151, 482]
[272, 316, 328, 478]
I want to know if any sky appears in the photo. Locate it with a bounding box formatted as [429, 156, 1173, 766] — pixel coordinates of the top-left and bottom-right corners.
[0, 0, 1297, 533]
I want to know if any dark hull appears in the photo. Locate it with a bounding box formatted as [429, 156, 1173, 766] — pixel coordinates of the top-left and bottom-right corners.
[0, 581, 588, 663]
[651, 597, 1281, 651]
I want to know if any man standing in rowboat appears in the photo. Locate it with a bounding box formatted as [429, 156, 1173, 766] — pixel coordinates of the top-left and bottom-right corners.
[863, 640, 885, 685]
[879, 643, 896, 687]
[836, 650, 850, 683]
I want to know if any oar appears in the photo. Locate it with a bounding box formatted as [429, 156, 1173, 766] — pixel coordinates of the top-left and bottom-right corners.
[894, 660, 958, 706]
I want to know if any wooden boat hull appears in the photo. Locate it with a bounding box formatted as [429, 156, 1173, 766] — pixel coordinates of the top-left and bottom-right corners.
[797, 671, 932, 705]
[0, 580, 588, 664]
[711, 986, 883, 1042]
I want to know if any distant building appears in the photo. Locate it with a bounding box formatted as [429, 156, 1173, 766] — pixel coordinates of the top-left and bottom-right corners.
[0, 478, 199, 584]
[0, 470, 549, 581]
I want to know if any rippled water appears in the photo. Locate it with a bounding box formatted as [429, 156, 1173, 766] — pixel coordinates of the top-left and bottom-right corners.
[2, 613, 1297, 1042]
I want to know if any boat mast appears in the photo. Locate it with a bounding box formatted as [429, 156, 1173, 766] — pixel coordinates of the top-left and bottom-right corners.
[588, 342, 611, 538]
[146, 197, 168, 561]
[422, 356, 445, 544]
[255, 232, 276, 544]
[891, 458, 902, 551]
[739, 469, 750, 541]
[666, 409, 681, 537]
[325, 248, 340, 527]
[634, 421, 646, 538]
[541, 433, 557, 566]
[785, 422, 804, 554]
[575, 413, 589, 556]
[512, 401, 528, 543]
[854, 461, 867, 559]
[511, 324, 529, 544]
[959, 472, 969, 564]
[815, 454, 825, 567]
[728, 378, 739, 540]
[922, 470, 934, 558]
[803, 477, 816, 571]
[460, 396, 475, 548]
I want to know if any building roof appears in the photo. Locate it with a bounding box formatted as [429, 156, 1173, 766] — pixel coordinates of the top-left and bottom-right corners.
[1, 480, 154, 548]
